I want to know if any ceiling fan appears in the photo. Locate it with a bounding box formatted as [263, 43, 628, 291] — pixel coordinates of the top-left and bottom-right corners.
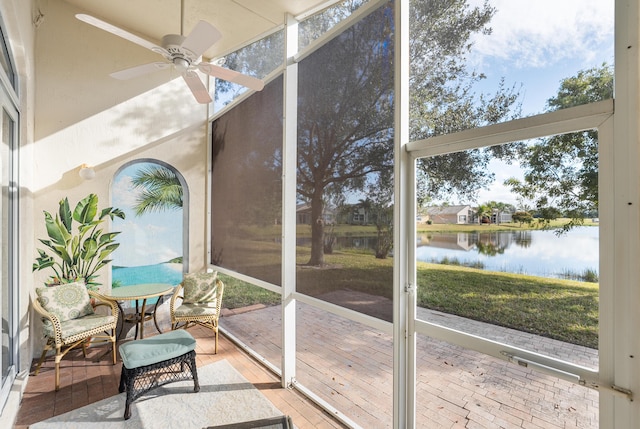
[75, 11, 264, 104]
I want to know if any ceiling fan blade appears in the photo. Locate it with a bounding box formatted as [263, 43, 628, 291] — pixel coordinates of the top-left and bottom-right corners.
[110, 62, 171, 80]
[198, 63, 265, 91]
[182, 71, 213, 104]
[76, 14, 167, 55]
[181, 21, 222, 57]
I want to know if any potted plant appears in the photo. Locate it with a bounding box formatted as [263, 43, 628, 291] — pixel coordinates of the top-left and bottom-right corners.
[33, 194, 126, 290]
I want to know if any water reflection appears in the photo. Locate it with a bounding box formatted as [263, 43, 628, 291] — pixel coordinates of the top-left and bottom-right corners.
[416, 227, 598, 280]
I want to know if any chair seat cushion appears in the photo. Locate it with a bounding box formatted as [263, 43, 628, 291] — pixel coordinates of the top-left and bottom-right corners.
[174, 302, 219, 317]
[119, 329, 196, 369]
[43, 313, 116, 341]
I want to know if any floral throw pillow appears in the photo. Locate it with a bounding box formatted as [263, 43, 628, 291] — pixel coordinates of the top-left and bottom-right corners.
[182, 271, 218, 305]
[36, 281, 94, 322]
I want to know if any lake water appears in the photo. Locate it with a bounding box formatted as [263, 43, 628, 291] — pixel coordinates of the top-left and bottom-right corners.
[415, 227, 599, 279]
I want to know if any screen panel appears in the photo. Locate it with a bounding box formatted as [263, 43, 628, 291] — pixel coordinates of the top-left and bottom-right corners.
[295, 2, 395, 320]
[211, 76, 284, 286]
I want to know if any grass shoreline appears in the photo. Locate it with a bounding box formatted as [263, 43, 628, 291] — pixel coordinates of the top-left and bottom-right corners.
[238, 217, 599, 238]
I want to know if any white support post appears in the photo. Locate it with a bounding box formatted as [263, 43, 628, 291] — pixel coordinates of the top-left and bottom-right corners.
[281, 12, 299, 389]
[611, 0, 640, 426]
[394, 0, 414, 428]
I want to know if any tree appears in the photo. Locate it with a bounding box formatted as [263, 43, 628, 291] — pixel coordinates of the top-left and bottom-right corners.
[411, 0, 522, 204]
[367, 171, 394, 259]
[214, 32, 284, 106]
[512, 211, 533, 227]
[476, 204, 492, 224]
[131, 165, 183, 216]
[298, 0, 521, 266]
[216, 1, 371, 106]
[299, 0, 371, 49]
[297, 3, 395, 266]
[505, 63, 613, 232]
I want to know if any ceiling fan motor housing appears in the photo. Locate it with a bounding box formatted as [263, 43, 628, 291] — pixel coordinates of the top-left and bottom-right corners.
[161, 34, 198, 70]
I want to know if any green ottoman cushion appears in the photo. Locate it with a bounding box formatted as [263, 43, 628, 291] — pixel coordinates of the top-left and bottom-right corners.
[119, 329, 196, 369]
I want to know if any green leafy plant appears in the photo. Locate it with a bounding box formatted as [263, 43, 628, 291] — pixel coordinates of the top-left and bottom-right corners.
[33, 194, 126, 290]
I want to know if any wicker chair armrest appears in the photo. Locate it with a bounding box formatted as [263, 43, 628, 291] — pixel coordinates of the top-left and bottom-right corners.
[89, 290, 119, 326]
[32, 294, 57, 321]
[31, 294, 63, 341]
[215, 280, 224, 317]
[170, 284, 184, 314]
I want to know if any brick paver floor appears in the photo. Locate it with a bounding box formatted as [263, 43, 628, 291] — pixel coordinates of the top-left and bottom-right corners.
[14, 324, 344, 429]
[220, 296, 599, 429]
[16, 295, 599, 429]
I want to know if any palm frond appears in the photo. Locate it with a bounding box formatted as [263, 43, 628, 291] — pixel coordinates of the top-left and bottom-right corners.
[131, 165, 183, 216]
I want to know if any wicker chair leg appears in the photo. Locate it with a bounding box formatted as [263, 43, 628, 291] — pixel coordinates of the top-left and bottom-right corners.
[54, 348, 62, 391]
[33, 346, 50, 376]
[111, 335, 117, 365]
[187, 353, 200, 392]
[118, 369, 126, 393]
[123, 369, 136, 420]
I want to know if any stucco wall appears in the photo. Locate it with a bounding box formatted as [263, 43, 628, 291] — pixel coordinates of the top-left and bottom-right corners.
[1, 0, 212, 423]
[28, 0, 212, 378]
[32, 0, 211, 288]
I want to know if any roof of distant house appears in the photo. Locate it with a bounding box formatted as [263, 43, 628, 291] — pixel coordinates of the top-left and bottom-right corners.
[426, 205, 471, 215]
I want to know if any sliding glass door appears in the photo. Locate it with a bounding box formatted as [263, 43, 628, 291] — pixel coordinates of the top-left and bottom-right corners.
[0, 15, 18, 413]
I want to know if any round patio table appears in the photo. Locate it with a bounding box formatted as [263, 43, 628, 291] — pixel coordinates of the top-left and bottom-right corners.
[104, 283, 175, 340]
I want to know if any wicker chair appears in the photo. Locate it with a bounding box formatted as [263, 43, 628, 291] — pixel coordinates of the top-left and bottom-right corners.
[32, 283, 118, 391]
[170, 272, 224, 353]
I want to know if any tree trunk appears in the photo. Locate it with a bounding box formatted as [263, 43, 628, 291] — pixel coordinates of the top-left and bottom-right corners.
[307, 195, 325, 266]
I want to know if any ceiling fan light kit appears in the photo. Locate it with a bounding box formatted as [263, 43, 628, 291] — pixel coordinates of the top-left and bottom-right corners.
[75, 12, 264, 104]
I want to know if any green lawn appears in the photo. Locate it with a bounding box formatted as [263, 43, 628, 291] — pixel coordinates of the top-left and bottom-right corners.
[218, 244, 599, 349]
[416, 262, 598, 348]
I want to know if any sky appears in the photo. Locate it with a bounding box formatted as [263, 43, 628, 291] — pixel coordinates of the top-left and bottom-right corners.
[468, 0, 614, 115]
[464, 0, 614, 206]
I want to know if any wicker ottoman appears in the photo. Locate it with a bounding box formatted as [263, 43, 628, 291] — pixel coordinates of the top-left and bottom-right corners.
[118, 329, 200, 420]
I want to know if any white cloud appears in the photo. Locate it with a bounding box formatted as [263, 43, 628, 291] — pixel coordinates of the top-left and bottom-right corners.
[468, 0, 614, 69]
[112, 220, 177, 266]
[112, 174, 142, 208]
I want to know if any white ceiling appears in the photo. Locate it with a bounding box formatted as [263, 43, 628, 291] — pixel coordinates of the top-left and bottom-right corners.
[62, 0, 336, 59]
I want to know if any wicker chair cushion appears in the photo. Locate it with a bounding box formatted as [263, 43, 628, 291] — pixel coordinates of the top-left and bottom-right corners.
[173, 302, 220, 317]
[42, 313, 116, 340]
[119, 329, 196, 369]
[182, 271, 218, 305]
[36, 282, 94, 322]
